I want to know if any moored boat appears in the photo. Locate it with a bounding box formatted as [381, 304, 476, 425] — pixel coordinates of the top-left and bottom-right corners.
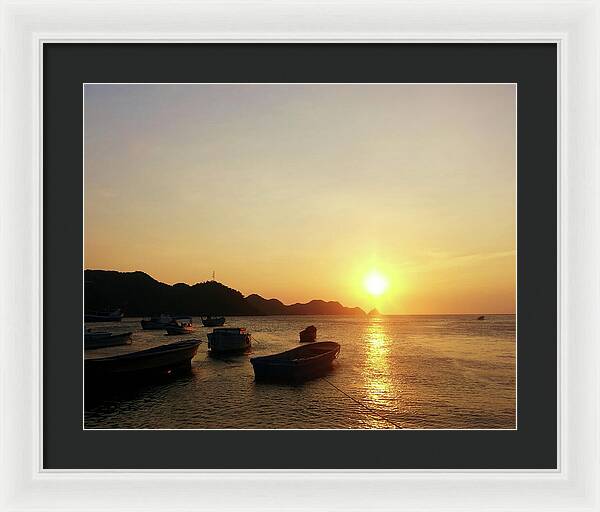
[250, 341, 340, 382]
[299, 325, 317, 343]
[202, 315, 226, 327]
[141, 313, 174, 330]
[85, 308, 123, 323]
[84, 329, 132, 350]
[165, 316, 194, 335]
[207, 327, 251, 353]
[85, 339, 202, 378]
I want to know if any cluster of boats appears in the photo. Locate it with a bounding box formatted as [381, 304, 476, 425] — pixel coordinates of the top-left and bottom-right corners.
[84, 313, 229, 348]
[140, 313, 226, 331]
[84, 319, 340, 385]
[84, 310, 226, 328]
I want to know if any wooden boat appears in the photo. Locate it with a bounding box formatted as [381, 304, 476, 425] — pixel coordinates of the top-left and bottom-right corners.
[251, 341, 340, 382]
[84, 329, 132, 350]
[165, 317, 194, 335]
[202, 315, 226, 327]
[477, 315, 485, 320]
[207, 327, 251, 353]
[141, 313, 173, 330]
[85, 339, 202, 378]
[85, 308, 123, 323]
[299, 325, 317, 343]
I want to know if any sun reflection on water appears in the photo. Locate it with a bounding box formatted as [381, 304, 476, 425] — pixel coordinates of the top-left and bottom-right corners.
[362, 319, 396, 424]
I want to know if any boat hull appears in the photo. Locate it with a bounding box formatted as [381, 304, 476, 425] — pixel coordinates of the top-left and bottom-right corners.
[251, 341, 340, 382]
[85, 332, 132, 350]
[85, 339, 201, 378]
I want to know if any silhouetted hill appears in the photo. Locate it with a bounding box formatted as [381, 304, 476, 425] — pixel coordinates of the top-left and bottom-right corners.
[85, 270, 366, 317]
[286, 299, 365, 316]
[85, 270, 258, 316]
[246, 294, 365, 316]
[245, 294, 288, 314]
[368, 308, 380, 317]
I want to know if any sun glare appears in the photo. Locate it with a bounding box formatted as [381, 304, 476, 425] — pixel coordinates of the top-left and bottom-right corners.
[364, 271, 389, 296]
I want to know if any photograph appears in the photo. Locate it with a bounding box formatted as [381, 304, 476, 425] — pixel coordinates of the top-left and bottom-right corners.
[6, 0, 596, 504]
[83, 83, 516, 430]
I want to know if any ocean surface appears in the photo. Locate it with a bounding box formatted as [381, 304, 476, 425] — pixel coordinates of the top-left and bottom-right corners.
[84, 315, 516, 429]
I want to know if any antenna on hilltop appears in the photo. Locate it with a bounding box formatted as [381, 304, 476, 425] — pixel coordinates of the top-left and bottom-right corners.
[212, 270, 215, 281]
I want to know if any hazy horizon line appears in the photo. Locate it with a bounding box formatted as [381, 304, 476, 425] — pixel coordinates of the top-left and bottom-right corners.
[84, 267, 515, 316]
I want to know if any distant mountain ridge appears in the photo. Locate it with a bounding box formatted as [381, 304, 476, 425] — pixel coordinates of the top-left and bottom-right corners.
[245, 294, 366, 316]
[85, 270, 366, 317]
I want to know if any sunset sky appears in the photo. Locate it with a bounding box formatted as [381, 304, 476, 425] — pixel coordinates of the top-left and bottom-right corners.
[84, 84, 516, 314]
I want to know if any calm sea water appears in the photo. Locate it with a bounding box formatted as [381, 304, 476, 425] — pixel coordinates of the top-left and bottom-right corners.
[84, 315, 516, 429]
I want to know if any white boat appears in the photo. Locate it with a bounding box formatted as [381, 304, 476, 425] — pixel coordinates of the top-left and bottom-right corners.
[201, 315, 226, 327]
[84, 329, 132, 350]
[141, 313, 173, 330]
[207, 327, 251, 354]
[165, 317, 194, 335]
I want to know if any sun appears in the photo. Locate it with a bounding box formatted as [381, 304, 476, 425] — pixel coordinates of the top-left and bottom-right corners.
[364, 271, 389, 296]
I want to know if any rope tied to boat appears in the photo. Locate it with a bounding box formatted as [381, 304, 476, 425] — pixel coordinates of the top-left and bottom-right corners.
[320, 376, 404, 429]
[250, 335, 266, 346]
[249, 336, 403, 429]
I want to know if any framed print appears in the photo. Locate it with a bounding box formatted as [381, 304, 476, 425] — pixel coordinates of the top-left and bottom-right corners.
[47, 43, 551, 470]
[1, 0, 599, 511]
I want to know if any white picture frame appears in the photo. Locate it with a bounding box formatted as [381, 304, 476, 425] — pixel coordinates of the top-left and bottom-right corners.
[1, 0, 598, 510]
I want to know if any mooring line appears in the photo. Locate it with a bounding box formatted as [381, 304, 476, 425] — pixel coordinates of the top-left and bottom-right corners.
[250, 335, 266, 346]
[320, 376, 404, 429]
[249, 337, 403, 429]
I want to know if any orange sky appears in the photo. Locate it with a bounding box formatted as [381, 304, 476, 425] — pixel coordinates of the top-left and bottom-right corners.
[84, 84, 516, 314]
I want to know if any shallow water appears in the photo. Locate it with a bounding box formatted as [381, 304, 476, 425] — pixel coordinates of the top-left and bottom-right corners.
[84, 315, 516, 429]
